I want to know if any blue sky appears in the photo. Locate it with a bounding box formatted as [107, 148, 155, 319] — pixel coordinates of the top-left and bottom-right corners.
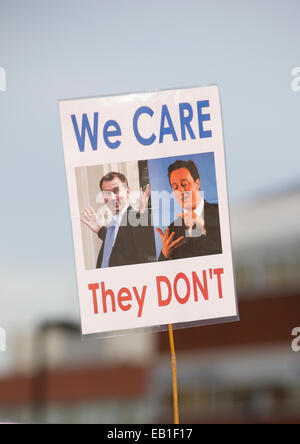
[0, 0, 299, 371]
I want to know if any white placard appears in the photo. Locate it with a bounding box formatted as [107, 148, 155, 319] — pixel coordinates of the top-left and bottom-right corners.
[59, 86, 238, 335]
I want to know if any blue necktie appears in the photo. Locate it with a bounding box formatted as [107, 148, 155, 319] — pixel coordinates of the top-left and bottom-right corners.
[101, 224, 116, 268]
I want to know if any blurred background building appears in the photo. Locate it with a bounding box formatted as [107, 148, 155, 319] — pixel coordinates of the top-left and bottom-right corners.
[0, 184, 299, 424]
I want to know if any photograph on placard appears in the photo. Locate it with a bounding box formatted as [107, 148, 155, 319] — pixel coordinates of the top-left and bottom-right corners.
[75, 160, 156, 270]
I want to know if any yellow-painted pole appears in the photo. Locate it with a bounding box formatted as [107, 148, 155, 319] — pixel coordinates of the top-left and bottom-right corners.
[168, 324, 179, 424]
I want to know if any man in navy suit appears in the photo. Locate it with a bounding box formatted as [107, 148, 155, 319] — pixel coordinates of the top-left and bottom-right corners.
[81, 171, 156, 268]
[156, 160, 222, 261]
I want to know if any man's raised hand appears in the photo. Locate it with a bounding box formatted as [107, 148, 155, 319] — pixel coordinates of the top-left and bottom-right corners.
[138, 184, 151, 214]
[80, 207, 104, 234]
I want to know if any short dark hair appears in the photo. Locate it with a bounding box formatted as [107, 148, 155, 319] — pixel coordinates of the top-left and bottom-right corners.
[168, 160, 200, 183]
[100, 171, 128, 190]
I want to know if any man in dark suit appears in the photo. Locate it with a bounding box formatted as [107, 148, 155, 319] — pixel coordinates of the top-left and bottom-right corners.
[156, 160, 222, 261]
[81, 171, 156, 268]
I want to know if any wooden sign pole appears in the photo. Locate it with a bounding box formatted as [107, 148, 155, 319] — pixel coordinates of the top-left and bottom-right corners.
[168, 324, 179, 424]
